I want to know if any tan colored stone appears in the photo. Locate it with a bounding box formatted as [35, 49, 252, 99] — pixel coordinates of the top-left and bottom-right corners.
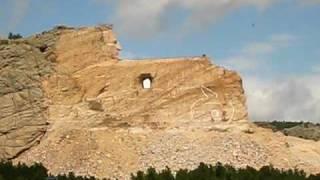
[1, 25, 320, 179]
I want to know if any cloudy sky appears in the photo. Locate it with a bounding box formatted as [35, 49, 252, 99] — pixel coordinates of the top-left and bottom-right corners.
[1, 0, 319, 122]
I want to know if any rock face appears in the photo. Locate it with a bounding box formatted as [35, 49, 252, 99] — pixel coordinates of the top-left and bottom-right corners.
[73, 57, 249, 131]
[41, 26, 249, 133]
[1, 25, 320, 179]
[0, 39, 54, 159]
[0, 24, 250, 162]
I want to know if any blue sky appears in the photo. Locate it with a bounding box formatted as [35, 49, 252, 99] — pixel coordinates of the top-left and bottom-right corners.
[1, 0, 319, 122]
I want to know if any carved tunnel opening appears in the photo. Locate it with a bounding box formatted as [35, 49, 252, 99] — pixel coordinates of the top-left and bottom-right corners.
[143, 78, 151, 89]
[139, 73, 153, 89]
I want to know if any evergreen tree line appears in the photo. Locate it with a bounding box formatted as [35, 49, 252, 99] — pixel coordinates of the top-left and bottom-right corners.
[0, 161, 95, 180]
[254, 121, 304, 132]
[131, 162, 320, 180]
[1, 161, 320, 180]
[7, 32, 23, 40]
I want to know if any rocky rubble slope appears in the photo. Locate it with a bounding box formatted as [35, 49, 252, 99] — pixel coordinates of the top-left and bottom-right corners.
[14, 127, 320, 179]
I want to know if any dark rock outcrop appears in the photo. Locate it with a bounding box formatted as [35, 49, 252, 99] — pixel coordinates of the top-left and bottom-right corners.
[0, 33, 57, 159]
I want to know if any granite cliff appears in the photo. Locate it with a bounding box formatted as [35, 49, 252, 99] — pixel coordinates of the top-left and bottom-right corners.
[0, 25, 319, 179]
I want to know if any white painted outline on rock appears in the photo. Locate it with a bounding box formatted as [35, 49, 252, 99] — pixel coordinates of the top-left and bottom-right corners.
[190, 86, 235, 122]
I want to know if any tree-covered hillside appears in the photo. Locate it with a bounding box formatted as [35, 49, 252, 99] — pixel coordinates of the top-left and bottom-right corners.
[255, 121, 320, 141]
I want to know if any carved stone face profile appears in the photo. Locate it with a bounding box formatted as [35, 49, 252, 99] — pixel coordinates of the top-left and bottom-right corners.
[104, 30, 122, 59]
[114, 40, 122, 51]
[106, 31, 122, 51]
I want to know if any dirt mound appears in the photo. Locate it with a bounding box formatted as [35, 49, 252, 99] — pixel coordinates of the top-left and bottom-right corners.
[14, 127, 320, 179]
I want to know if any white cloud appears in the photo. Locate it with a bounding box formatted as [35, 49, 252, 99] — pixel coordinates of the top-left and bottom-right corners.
[312, 65, 320, 73]
[269, 34, 297, 45]
[111, 0, 172, 37]
[104, 0, 276, 37]
[242, 42, 274, 56]
[220, 33, 296, 71]
[245, 74, 320, 123]
[120, 50, 147, 59]
[221, 56, 263, 72]
[242, 33, 296, 56]
[218, 33, 320, 123]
